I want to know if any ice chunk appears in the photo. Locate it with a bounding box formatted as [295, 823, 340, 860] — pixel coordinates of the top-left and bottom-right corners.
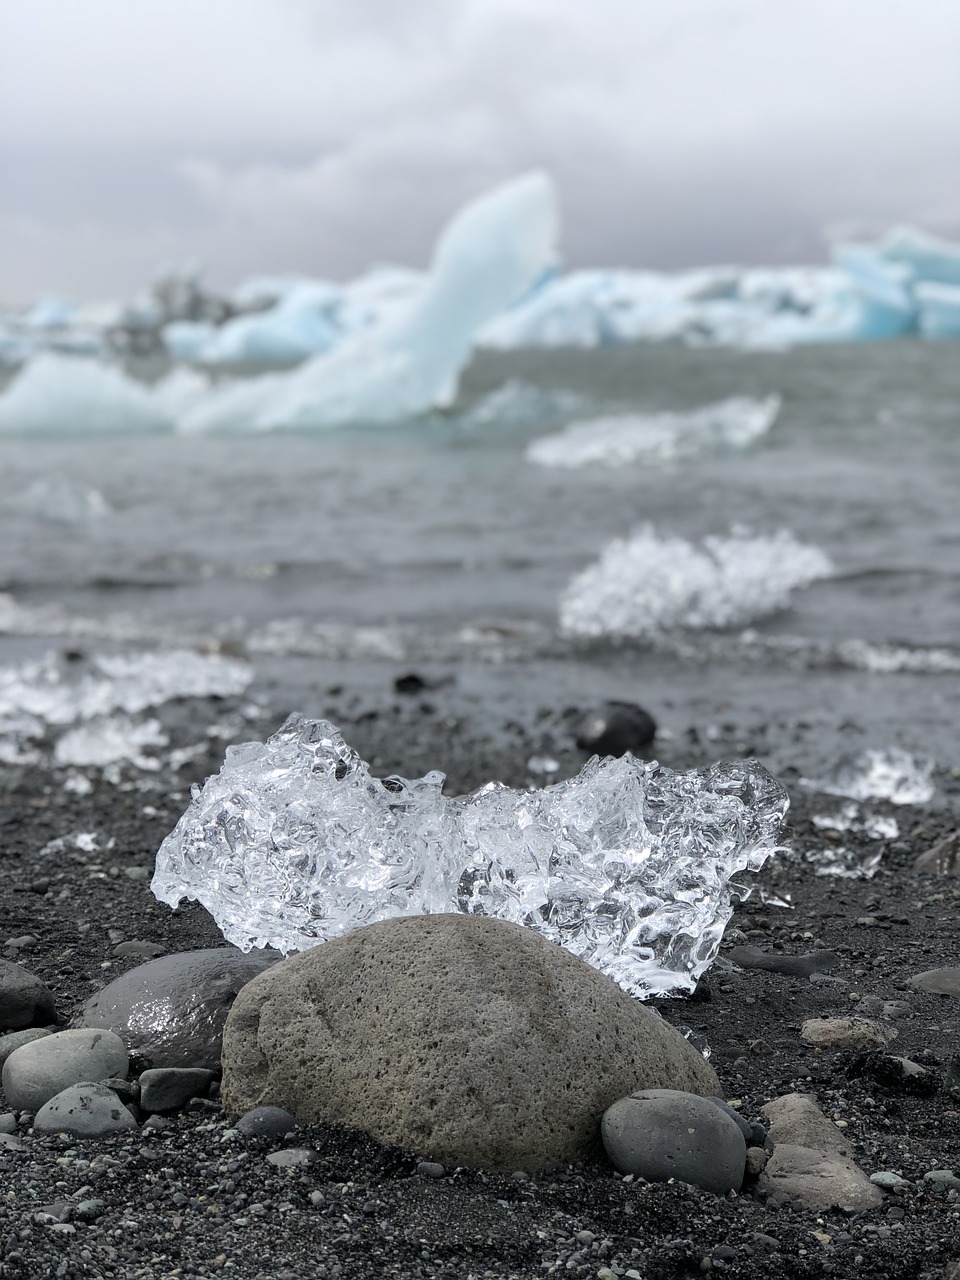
[811, 803, 899, 840]
[180, 172, 559, 432]
[162, 321, 216, 362]
[459, 379, 584, 430]
[526, 396, 780, 468]
[151, 367, 211, 418]
[151, 714, 789, 997]
[803, 845, 884, 880]
[801, 748, 934, 805]
[23, 296, 75, 330]
[916, 282, 960, 339]
[559, 526, 832, 640]
[54, 715, 168, 770]
[0, 354, 173, 435]
[878, 225, 960, 287]
[202, 282, 344, 364]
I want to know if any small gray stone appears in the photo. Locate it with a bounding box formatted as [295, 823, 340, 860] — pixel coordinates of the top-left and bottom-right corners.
[0, 1112, 16, 1133]
[0, 1027, 53, 1070]
[33, 1082, 137, 1137]
[727, 946, 837, 978]
[0, 959, 57, 1031]
[744, 1146, 769, 1177]
[870, 1170, 911, 1189]
[0, 1131, 26, 1151]
[139, 1067, 215, 1113]
[799, 1017, 896, 1051]
[265, 1147, 318, 1167]
[2, 1028, 128, 1111]
[924, 1169, 960, 1190]
[73, 1199, 106, 1222]
[601, 1088, 747, 1194]
[908, 969, 960, 997]
[235, 1106, 297, 1139]
[112, 941, 168, 960]
[416, 1161, 446, 1179]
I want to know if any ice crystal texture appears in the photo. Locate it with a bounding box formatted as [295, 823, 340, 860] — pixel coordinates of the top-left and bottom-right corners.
[152, 714, 789, 997]
[801, 748, 934, 805]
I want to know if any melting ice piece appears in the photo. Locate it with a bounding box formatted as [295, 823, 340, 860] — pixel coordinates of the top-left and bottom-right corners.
[811, 802, 899, 840]
[803, 844, 884, 880]
[526, 396, 781, 468]
[559, 526, 832, 640]
[801, 748, 934, 806]
[0, 353, 173, 435]
[151, 714, 789, 998]
[180, 172, 559, 432]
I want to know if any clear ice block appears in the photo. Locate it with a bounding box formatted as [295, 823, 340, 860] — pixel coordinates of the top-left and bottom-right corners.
[151, 714, 789, 997]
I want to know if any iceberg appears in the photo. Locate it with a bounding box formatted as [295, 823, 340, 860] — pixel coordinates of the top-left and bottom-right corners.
[151, 714, 789, 997]
[201, 281, 344, 364]
[916, 282, 960, 339]
[179, 171, 559, 432]
[878, 225, 960, 287]
[0, 353, 173, 435]
[526, 395, 780, 468]
[559, 527, 832, 640]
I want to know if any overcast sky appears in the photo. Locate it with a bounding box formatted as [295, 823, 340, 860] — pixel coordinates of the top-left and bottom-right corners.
[1, 0, 959, 302]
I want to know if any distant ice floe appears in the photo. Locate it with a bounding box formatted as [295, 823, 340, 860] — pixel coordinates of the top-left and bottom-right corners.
[0, 649, 252, 774]
[526, 395, 780, 468]
[800, 747, 934, 806]
[559, 527, 832, 640]
[15, 475, 112, 523]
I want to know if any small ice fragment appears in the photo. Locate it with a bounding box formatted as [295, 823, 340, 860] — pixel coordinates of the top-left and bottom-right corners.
[811, 803, 899, 840]
[54, 715, 168, 770]
[804, 845, 884, 880]
[801, 748, 934, 806]
[526, 755, 560, 774]
[151, 714, 790, 998]
[17, 475, 112, 522]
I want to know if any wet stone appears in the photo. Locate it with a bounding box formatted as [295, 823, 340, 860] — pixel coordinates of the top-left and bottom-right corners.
[235, 1105, 297, 1139]
[0, 959, 58, 1031]
[2, 1027, 128, 1111]
[33, 1082, 138, 1138]
[139, 1067, 215, 1112]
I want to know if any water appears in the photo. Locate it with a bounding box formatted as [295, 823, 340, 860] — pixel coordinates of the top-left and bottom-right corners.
[2, 340, 959, 779]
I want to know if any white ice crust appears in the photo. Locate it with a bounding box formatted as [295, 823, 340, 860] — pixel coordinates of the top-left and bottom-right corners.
[151, 714, 789, 998]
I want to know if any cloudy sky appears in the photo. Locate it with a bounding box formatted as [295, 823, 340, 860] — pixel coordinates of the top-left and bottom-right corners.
[1, 0, 958, 302]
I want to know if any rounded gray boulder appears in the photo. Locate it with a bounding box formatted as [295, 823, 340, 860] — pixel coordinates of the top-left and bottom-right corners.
[2, 1028, 128, 1111]
[76, 948, 275, 1071]
[221, 914, 719, 1173]
[34, 1082, 138, 1138]
[601, 1088, 747, 1194]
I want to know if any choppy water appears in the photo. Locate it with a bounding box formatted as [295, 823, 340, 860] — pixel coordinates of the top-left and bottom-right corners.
[2, 340, 959, 777]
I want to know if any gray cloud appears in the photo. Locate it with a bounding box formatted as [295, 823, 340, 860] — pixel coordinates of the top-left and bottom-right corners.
[1, 0, 958, 300]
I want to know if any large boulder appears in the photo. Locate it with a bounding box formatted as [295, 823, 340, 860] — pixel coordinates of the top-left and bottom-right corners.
[221, 914, 718, 1172]
[76, 949, 275, 1070]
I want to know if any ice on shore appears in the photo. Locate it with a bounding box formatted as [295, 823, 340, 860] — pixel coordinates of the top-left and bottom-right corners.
[526, 395, 780, 468]
[559, 527, 832, 640]
[151, 714, 789, 997]
[800, 747, 934, 805]
[180, 172, 559, 432]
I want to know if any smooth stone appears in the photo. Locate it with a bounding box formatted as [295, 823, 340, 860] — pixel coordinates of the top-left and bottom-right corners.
[870, 1170, 911, 1189]
[112, 941, 168, 960]
[907, 968, 960, 997]
[2, 1028, 128, 1111]
[744, 1146, 769, 1177]
[762, 1093, 850, 1156]
[0, 1131, 26, 1151]
[758, 1143, 883, 1211]
[727, 946, 837, 978]
[33, 1082, 137, 1138]
[0, 959, 57, 1031]
[575, 701, 656, 758]
[76, 947, 276, 1070]
[924, 1169, 960, 1189]
[139, 1067, 215, 1112]
[0, 1112, 16, 1133]
[235, 1106, 296, 1139]
[265, 1147, 318, 1167]
[799, 1016, 897, 1051]
[221, 914, 718, 1173]
[601, 1089, 746, 1194]
[914, 831, 960, 875]
[707, 1096, 753, 1143]
[0, 1027, 53, 1069]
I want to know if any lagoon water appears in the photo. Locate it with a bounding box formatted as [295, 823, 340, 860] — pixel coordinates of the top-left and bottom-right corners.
[2, 339, 959, 779]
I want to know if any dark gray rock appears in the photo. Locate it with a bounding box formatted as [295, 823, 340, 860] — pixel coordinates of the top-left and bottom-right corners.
[0, 959, 57, 1031]
[139, 1067, 215, 1112]
[33, 1082, 137, 1138]
[112, 941, 168, 960]
[727, 946, 837, 978]
[235, 1105, 296, 1139]
[575, 701, 656, 758]
[914, 831, 960, 875]
[76, 948, 275, 1071]
[2, 1028, 128, 1111]
[908, 968, 960, 997]
[707, 1096, 753, 1143]
[601, 1088, 747, 1194]
[221, 914, 718, 1173]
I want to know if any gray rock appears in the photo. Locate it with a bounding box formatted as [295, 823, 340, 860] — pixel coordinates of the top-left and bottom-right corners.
[416, 1161, 446, 1179]
[0, 1111, 16, 1134]
[744, 1146, 769, 1177]
[221, 914, 718, 1173]
[914, 831, 960, 876]
[2, 1028, 128, 1111]
[762, 1093, 850, 1156]
[0, 959, 57, 1031]
[800, 1016, 897, 1051]
[908, 968, 960, 997]
[870, 1170, 911, 1189]
[76, 948, 275, 1071]
[265, 1148, 318, 1167]
[112, 941, 168, 960]
[0, 1131, 26, 1151]
[33, 1082, 137, 1138]
[707, 1096, 753, 1143]
[0, 1027, 53, 1070]
[758, 1143, 884, 1211]
[601, 1089, 746, 1194]
[235, 1106, 296, 1139]
[139, 1067, 215, 1113]
[924, 1169, 960, 1190]
[727, 946, 837, 978]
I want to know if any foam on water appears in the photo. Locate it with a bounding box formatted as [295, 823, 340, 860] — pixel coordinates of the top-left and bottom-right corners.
[526, 396, 780, 468]
[559, 527, 833, 640]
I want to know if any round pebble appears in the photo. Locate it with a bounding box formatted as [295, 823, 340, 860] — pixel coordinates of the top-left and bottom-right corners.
[236, 1105, 297, 1139]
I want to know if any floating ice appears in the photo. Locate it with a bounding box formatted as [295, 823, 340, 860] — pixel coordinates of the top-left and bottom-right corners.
[180, 172, 559, 432]
[201, 282, 344, 364]
[916, 282, 960, 339]
[0, 353, 173, 435]
[801, 748, 935, 806]
[151, 714, 789, 997]
[526, 396, 780, 468]
[559, 527, 832, 640]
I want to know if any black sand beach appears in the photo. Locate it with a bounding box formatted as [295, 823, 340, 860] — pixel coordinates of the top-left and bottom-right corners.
[1, 682, 959, 1280]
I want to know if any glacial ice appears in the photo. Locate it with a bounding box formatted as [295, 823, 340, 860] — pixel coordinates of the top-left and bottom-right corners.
[800, 748, 934, 805]
[526, 395, 780, 468]
[179, 172, 559, 433]
[916, 282, 960, 339]
[559, 527, 833, 640]
[0, 354, 173, 435]
[200, 281, 344, 364]
[151, 714, 789, 997]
